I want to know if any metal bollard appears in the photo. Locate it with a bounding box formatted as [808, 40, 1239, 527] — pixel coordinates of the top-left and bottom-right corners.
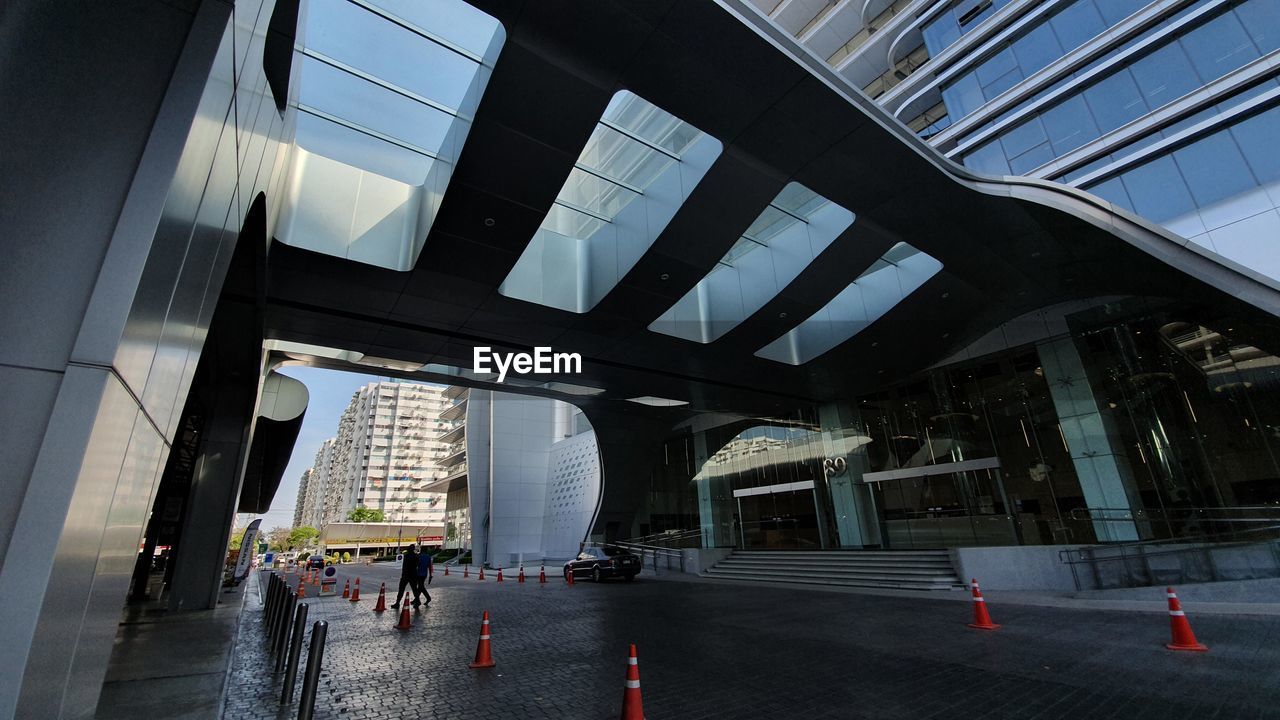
[266, 576, 282, 640]
[296, 621, 328, 720]
[264, 576, 276, 637]
[274, 591, 296, 663]
[280, 603, 309, 704]
[275, 591, 298, 673]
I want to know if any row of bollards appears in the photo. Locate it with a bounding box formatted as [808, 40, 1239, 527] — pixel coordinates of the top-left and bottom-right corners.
[261, 571, 329, 720]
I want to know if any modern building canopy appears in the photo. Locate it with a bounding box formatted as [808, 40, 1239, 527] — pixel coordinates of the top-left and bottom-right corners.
[264, 0, 1280, 418]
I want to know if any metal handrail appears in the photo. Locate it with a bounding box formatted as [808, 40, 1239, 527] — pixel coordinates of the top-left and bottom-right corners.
[592, 540, 687, 575]
[1057, 522, 1280, 590]
[621, 528, 701, 547]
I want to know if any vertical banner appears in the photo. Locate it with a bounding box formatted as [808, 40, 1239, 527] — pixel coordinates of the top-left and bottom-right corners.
[233, 519, 262, 582]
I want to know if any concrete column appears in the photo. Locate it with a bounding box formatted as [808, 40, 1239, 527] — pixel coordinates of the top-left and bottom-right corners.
[694, 433, 737, 548]
[819, 402, 879, 548]
[1038, 337, 1142, 541]
[166, 372, 260, 610]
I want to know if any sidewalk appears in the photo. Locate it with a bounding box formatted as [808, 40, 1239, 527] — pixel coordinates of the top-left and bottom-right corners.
[96, 579, 249, 719]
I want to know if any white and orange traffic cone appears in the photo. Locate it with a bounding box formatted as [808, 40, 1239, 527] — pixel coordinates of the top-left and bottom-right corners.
[518, 566, 525, 583]
[464, 565, 469, 578]
[967, 579, 999, 630]
[478, 566, 485, 581]
[1165, 587, 1208, 652]
[444, 564, 450, 576]
[468, 611, 496, 668]
[342, 579, 350, 599]
[349, 577, 361, 602]
[373, 582, 387, 612]
[497, 567, 504, 583]
[395, 600, 413, 630]
[539, 565, 546, 584]
[567, 566, 575, 586]
[619, 644, 644, 720]
[297, 580, 306, 598]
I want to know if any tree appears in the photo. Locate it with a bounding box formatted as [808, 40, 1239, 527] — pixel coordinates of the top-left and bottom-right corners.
[265, 526, 292, 552]
[346, 507, 385, 522]
[288, 526, 319, 549]
[229, 528, 245, 551]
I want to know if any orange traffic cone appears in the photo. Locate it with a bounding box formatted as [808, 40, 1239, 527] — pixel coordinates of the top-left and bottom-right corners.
[567, 566, 575, 586]
[497, 567, 504, 583]
[464, 565, 469, 578]
[539, 565, 546, 584]
[619, 644, 644, 720]
[444, 565, 450, 576]
[297, 580, 306, 598]
[468, 611, 496, 668]
[1165, 587, 1208, 652]
[478, 567, 485, 581]
[342, 579, 351, 599]
[967, 579, 999, 630]
[349, 577, 361, 602]
[395, 601, 412, 630]
[518, 566, 525, 583]
[373, 582, 387, 612]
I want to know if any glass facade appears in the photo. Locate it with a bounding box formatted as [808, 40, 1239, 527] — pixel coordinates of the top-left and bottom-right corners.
[957, 2, 1280, 176]
[646, 300, 1280, 550]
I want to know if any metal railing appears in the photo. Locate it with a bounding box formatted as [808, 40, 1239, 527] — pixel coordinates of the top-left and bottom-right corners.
[1058, 507, 1280, 590]
[620, 528, 702, 548]
[592, 540, 686, 575]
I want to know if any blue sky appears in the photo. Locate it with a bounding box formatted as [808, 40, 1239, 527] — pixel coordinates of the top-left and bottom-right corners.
[239, 366, 382, 531]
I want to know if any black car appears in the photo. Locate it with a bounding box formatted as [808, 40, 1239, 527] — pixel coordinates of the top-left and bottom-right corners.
[564, 546, 641, 582]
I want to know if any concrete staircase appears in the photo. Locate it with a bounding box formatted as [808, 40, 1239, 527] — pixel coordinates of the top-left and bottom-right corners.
[703, 549, 964, 591]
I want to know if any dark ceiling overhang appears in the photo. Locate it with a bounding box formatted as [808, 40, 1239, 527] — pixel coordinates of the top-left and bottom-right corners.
[262, 0, 1280, 419]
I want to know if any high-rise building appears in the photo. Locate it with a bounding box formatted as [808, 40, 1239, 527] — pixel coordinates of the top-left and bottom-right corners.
[292, 469, 312, 529]
[754, 0, 1280, 280]
[320, 380, 453, 526]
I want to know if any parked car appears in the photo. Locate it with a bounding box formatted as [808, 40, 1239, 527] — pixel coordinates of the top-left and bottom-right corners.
[306, 555, 326, 570]
[564, 546, 641, 582]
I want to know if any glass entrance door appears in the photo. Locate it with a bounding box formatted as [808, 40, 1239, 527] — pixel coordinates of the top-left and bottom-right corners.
[736, 488, 821, 549]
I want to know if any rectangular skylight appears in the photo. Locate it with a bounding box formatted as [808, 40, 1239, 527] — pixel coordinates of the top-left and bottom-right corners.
[500, 91, 722, 313]
[276, 0, 504, 270]
[649, 182, 855, 343]
[755, 243, 943, 365]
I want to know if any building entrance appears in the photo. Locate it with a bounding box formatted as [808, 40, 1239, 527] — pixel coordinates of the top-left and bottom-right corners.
[734, 482, 822, 549]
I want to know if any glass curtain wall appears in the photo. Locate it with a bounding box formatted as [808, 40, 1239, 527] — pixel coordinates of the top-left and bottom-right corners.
[641, 303, 1280, 550]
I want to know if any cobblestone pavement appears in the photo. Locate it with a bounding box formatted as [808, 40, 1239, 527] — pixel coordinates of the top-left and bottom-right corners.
[224, 565, 1280, 719]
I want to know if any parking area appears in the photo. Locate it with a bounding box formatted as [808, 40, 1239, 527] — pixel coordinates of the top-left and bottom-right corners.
[225, 564, 1280, 719]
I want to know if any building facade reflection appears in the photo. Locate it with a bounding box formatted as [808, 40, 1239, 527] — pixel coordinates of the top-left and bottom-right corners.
[645, 300, 1280, 550]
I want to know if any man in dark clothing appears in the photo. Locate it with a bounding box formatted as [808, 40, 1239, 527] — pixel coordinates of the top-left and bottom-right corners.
[412, 549, 433, 606]
[391, 544, 418, 609]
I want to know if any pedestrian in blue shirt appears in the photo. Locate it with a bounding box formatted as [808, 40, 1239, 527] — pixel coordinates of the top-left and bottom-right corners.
[413, 548, 433, 606]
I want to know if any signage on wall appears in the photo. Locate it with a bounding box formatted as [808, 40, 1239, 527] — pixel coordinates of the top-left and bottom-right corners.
[822, 457, 847, 477]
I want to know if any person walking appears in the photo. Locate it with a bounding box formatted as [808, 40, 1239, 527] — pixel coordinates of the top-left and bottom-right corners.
[391, 544, 418, 609]
[412, 547, 433, 606]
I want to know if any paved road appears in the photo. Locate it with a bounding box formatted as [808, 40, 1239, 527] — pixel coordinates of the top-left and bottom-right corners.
[225, 564, 1280, 719]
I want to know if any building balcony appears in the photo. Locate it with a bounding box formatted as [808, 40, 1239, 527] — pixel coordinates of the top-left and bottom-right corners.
[440, 446, 467, 469]
[439, 398, 467, 422]
[438, 423, 466, 445]
[444, 385, 469, 400]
